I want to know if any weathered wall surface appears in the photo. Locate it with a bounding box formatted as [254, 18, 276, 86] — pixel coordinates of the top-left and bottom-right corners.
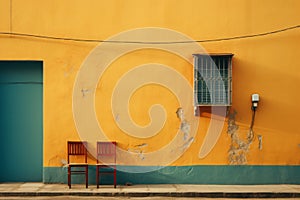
[0, 0, 300, 184]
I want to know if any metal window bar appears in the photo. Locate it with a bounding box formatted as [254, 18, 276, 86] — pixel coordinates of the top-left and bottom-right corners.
[193, 54, 233, 106]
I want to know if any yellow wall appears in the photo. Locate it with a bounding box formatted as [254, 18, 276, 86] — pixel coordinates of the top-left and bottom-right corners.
[0, 0, 300, 167]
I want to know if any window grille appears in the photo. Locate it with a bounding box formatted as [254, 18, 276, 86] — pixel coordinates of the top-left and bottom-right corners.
[193, 54, 233, 106]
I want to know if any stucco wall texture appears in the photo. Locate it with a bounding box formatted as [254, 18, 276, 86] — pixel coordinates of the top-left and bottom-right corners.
[0, 0, 300, 184]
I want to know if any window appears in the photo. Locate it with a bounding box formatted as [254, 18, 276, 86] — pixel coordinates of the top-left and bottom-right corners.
[193, 53, 233, 106]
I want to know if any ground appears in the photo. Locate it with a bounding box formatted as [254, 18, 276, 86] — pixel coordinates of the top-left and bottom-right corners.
[0, 197, 300, 200]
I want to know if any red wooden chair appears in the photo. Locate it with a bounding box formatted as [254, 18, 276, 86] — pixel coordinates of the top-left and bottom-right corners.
[67, 141, 88, 188]
[96, 141, 117, 188]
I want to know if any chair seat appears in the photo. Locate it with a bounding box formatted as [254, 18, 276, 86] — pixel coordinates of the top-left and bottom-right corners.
[96, 163, 115, 166]
[96, 141, 117, 188]
[68, 163, 88, 166]
[67, 141, 88, 189]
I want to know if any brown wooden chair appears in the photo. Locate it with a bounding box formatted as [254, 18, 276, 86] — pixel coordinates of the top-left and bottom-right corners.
[96, 141, 117, 188]
[67, 141, 88, 188]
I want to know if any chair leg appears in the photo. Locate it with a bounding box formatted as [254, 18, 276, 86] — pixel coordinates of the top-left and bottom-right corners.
[96, 166, 99, 188]
[85, 165, 88, 188]
[68, 166, 71, 189]
[114, 168, 116, 188]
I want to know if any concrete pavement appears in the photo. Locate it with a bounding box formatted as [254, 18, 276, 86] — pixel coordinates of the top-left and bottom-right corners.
[0, 183, 300, 198]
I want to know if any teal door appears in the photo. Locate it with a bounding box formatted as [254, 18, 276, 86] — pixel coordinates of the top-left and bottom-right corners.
[0, 61, 43, 182]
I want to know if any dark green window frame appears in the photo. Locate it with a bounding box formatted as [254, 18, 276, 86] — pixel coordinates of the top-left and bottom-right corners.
[193, 54, 233, 106]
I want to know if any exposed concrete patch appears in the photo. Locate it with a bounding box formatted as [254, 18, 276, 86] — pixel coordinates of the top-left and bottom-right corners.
[81, 89, 90, 97]
[227, 110, 255, 165]
[176, 107, 184, 121]
[128, 143, 148, 161]
[180, 137, 194, 151]
[176, 108, 192, 143]
[258, 135, 263, 150]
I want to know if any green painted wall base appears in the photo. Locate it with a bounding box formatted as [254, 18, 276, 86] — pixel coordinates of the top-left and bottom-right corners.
[43, 165, 300, 185]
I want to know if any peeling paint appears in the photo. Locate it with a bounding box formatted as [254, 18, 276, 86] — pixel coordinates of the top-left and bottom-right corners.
[227, 110, 254, 165]
[176, 107, 184, 121]
[176, 108, 191, 141]
[175, 107, 195, 153]
[181, 137, 194, 150]
[128, 143, 148, 161]
[81, 89, 90, 97]
[61, 159, 68, 168]
[48, 155, 65, 167]
[138, 151, 145, 160]
[181, 121, 191, 140]
[258, 135, 263, 150]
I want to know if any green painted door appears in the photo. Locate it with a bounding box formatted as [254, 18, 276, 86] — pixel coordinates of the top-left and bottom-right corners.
[0, 61, 43, 182]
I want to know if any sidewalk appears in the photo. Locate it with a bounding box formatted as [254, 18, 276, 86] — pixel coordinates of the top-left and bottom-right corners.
[0, 183, 300, 198]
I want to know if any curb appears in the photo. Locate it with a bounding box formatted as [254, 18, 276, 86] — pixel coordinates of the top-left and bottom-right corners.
[1, 192, 300, 198]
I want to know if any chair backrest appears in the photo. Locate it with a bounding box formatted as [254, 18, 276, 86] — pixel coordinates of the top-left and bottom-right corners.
[67, 141, 87, 164]
[97, 141, 116, 164]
